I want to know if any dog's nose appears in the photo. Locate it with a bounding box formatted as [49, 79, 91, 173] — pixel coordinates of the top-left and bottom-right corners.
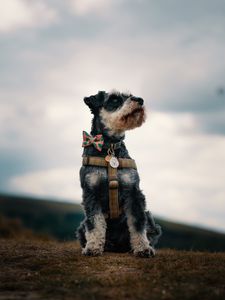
[137, 97, 144, 106]
[130, 96, 144, 106]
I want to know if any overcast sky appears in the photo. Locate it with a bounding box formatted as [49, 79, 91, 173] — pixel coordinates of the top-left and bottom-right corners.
[0, 0, 225, 232]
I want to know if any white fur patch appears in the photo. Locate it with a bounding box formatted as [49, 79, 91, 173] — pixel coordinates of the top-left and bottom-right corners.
[118, 169, 138, 187]
[85, 169, 107, 188]
[120, 172, 134, 186]
[126, 211, 153, 254]
[121, 173, 132, 184]
[87, 173, 99, 186]
[100, 99, 141, 135]
[83, 213, 106, 255]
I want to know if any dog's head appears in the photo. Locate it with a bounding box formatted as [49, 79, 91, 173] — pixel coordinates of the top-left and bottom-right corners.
[84, 90, 146, 136]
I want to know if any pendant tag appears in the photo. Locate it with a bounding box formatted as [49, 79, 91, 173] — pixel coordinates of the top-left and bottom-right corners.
[105, 155, 111, 162]
[109, 156, 119, 168]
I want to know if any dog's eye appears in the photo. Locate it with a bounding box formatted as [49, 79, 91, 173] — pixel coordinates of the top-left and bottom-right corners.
[109, 95, 122, 104]
[104, 94, 123, 111]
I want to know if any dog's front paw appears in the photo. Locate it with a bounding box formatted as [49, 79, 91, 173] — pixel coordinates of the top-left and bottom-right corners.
[82, 247, 103, 256]
[134, 246, 155, 258]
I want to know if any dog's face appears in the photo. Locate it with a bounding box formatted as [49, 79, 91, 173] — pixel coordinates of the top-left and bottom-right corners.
[84, 91, 146, 135]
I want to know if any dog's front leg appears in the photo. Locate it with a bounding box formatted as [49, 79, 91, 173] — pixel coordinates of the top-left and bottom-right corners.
[82, 210, 106, 256]
[81, 170, 107, 256]
[80, 168, 107, 256]
[125, 190, 155, 258]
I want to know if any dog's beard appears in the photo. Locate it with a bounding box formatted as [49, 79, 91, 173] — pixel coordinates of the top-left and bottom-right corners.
[100, 101, 146, 136]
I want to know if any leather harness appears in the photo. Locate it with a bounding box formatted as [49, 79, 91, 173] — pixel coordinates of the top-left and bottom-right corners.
[82, 156, 137, 219]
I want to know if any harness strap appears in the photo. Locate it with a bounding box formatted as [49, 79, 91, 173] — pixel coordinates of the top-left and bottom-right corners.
[82, 156, 137, 169]
[103, 209, 123, 219]
[108, 164, 120, 218]
[82, 156, 137, 219]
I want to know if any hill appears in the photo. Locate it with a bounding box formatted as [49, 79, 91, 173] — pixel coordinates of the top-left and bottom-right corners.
[0, 193, 83, 240]
[1, 193, 225, 251]
[0, 238, 225, 300]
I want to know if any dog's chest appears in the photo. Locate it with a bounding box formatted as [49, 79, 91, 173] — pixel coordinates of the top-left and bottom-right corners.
[84, 167, 137, 189]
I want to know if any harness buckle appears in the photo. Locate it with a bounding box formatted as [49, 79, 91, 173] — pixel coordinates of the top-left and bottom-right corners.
[109, 180, 118, 189]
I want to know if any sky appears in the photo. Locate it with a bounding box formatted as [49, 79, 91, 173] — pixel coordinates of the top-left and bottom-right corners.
[0, 0, 225, 232]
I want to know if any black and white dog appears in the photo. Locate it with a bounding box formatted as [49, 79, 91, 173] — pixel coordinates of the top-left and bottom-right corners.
[77, 91, 161, 257]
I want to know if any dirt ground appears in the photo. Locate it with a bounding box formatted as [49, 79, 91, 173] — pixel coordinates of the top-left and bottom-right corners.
[1, 238, 225, 300]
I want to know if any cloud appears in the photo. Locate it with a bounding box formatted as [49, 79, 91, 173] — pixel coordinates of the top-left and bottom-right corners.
[0, 0, 57, 33]
[39, 34, 225, 134]
[0, 84, 92, 192]
[0, 0, 225, 233]
[9, 167, 81, 201]
[68, 0, 112, 16]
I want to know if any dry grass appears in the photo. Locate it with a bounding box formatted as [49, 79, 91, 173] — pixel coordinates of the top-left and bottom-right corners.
[1, 238, 225, 300]
[0, 215, 51, 241]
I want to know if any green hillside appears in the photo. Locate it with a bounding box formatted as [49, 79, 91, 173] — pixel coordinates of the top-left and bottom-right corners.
[1, 193, 225, 252]
[0, 194, 83, 240]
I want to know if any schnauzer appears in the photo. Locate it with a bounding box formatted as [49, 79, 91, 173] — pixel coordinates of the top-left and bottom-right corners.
[77, 91, 161, 257]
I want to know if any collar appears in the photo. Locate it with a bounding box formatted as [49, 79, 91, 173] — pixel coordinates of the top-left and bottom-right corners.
[102, 140, 123, 150]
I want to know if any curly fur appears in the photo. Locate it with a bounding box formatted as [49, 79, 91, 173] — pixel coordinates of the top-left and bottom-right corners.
[82, 213, 106, 256]
[76, 90, 162, 257]
[100, 99, 146, 135]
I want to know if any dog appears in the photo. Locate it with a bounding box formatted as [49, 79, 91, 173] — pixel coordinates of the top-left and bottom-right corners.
[77, 90, 161, 257]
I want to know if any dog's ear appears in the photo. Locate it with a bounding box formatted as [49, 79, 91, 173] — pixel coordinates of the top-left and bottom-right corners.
[84, 91, 106, 113]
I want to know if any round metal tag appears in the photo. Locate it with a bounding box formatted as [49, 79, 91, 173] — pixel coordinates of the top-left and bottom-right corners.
[109, 156, 119, 168]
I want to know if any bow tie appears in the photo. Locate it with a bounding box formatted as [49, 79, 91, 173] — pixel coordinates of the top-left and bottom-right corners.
[82, 131, 104, 152]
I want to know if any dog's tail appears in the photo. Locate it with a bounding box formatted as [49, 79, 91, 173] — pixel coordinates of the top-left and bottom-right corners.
[145, 211, 162, 246]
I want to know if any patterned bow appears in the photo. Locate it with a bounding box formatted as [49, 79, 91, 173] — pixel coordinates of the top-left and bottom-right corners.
[82, 131, 104, 152]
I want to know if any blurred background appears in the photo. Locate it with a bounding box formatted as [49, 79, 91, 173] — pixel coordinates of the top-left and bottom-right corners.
[0, 0, 225, 251]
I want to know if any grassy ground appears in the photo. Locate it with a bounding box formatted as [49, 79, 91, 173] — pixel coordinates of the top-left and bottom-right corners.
[1, 238, 225, 300]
